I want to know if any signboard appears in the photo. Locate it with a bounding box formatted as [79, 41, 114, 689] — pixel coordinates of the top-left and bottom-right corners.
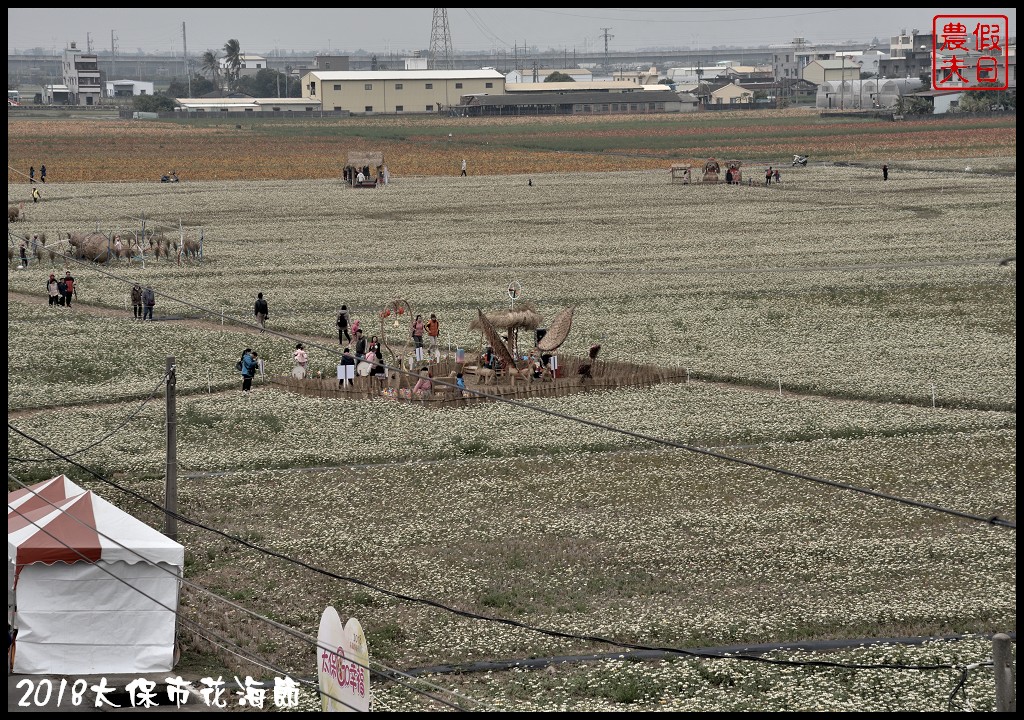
[316, 609, 371, 712]
[932, 15, 1009, 91]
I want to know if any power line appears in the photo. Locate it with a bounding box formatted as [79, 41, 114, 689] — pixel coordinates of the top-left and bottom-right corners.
[9, 371, 169, 462]
[6, 496, 363, 712]
[6, 430, 984, 673]
[10, 245, 1017, 531]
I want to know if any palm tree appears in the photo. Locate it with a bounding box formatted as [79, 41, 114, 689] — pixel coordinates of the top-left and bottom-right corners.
[222, 39, 242, 84]
[200, 50, 221, 85]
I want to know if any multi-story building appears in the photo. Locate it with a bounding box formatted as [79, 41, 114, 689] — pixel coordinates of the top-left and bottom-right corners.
[878, 29, 935, 80]
[62, 42, 101, 106]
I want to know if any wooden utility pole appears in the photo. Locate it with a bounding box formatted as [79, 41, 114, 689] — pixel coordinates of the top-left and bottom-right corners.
[165, 356, 177, 541]
[994, 633, 1016, 712]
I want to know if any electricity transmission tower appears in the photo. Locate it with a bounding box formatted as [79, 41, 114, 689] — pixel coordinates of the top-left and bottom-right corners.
[428, 8, 454, 70]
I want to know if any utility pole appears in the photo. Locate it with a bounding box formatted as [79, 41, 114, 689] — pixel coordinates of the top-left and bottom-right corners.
[165, 356, 177, 542]
[111, 30, 117, 78]
[182, 22, 190, 97]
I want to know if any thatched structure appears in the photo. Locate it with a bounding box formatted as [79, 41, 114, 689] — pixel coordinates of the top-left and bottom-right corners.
[473, 310, 516, 370]
[469, 302, 543, 355]
[537, 306, 574, 352]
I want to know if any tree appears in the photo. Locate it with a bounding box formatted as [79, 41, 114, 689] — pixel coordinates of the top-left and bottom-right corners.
[166, 75, 217, 98]
[234, 69, 286, 97]
[544, 72, 574, 83]
[958, 89, 1016, 113]
[200, 50, 221, 84]
[894, 94, 932, 115]
[133, 94, 177, 112]
[222, 39, 242, 84]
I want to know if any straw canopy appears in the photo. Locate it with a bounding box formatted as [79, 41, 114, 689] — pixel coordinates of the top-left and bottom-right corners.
[537, 306, 574, 352]
[469, 302, 543, 332]
[474, 310, 516, 369]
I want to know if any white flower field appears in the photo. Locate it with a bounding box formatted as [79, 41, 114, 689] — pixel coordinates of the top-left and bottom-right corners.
[6, 151, 1016, 711]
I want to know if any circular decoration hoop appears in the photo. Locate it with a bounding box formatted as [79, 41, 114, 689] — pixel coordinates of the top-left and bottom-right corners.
[379, 297, 414, 365]
[507, 279, 523, 307]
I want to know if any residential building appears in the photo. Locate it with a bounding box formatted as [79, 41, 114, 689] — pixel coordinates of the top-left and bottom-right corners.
[802, 59, 862, 86]
[878, 29, 934, 79]
[302, 69, 505, 114]
[42, 84, 72, 105]
[710, 82, 753, 105]
[62, 42, 101, 106]
[220, 54, 269, 78]
[106, 79, 154, 98]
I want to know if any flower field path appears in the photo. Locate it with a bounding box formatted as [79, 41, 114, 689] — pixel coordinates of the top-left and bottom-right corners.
[7, 288, 993, 420]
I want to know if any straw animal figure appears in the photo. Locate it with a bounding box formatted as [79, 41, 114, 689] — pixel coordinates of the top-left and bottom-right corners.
[578, 344, 601, 380]
[29, 232, 57, 266]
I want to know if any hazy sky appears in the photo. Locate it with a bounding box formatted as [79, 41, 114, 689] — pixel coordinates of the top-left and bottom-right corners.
[7, 8, 1017, 56]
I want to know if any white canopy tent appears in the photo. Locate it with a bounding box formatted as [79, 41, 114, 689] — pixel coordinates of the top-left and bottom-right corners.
[8, 475, 184, 674]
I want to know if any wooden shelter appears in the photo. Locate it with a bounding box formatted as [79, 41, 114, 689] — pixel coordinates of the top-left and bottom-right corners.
[670, 164, 693, 184]
[343, 151, 384, 187]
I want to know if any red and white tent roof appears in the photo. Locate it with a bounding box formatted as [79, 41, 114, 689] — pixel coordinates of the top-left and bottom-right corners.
[8, 475, 184, 569]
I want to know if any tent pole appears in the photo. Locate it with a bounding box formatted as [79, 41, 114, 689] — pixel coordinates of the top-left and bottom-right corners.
[165, 356, 178, 541]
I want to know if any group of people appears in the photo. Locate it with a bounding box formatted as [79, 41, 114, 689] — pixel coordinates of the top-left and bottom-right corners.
[411, 313, 441, 358]
[130, 283, 157, 320]
[45, 271, 76, 307]
[342, 164, 389, 186]
[765, 167, 781, 185]
[239, 298, 452, 394]
[28, 164, 46, 183]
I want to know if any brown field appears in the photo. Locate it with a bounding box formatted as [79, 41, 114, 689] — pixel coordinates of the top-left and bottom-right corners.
[6, 109, 1016, 182]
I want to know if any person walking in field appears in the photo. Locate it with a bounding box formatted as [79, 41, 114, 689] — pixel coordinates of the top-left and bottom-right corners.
[62, 271, 76, 308]
[29, 166, 35, 184]
[411, 314, 426, 351]
[426, 312, 440, 360]
[47, 274, 60, 306]
[461, 158, 467, 176]
[336, 305, 351, 344]
[40, 164, 47, 183]
[254, 292, 269, 333]
[142, 284, 155, 320]
[882, 163, 889, 181]
[239, 348, 257, 393]
[131, 283, 143, 320]
[293, 343, 309, 379]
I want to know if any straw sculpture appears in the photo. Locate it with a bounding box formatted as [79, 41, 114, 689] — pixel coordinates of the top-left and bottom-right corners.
[475, 309, 516, 369]
[536, 306, 574, 351]
[470, 302, 544, 357]
[468, 302, 543, 333]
